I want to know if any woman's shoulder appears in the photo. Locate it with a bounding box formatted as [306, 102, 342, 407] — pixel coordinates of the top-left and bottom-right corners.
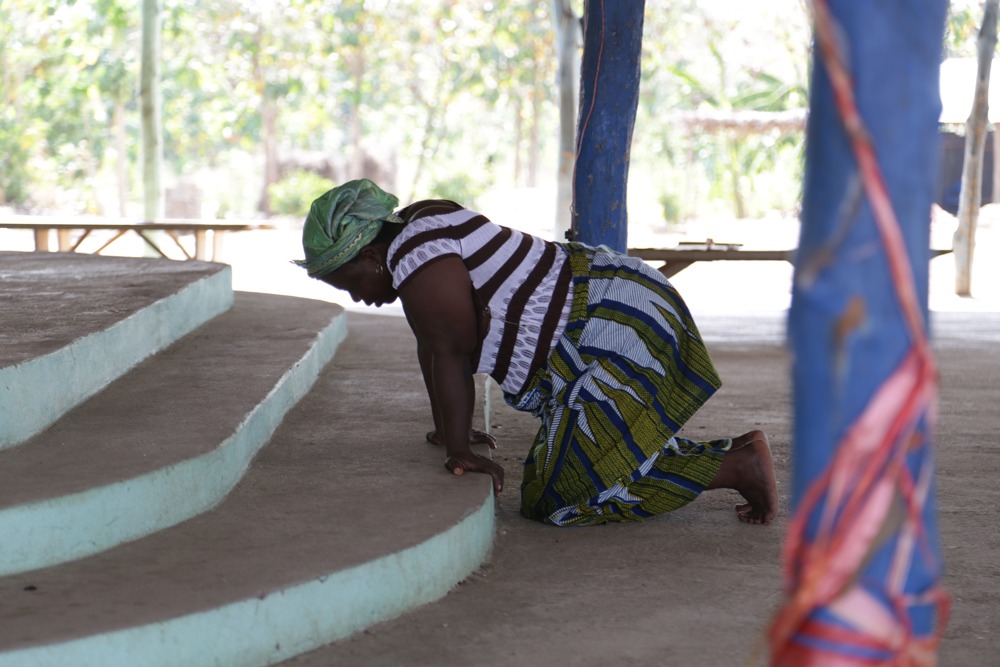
[387, 200, 502, 271]
[397, 199, 466, 223]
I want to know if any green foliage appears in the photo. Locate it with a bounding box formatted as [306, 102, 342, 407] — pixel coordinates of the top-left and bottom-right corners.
[0, 0, 810, 222]
[635, 2, 809, 220]
[268, 170, 335, 216]
[945, 1, 985, 57]
[0, 120, 32, 205]
[429, 173, 482, 207]
[0, 0, 138, 210]
[659, 193, 681, 226]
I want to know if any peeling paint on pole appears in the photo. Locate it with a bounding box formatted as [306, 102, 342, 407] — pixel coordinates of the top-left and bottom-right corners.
[771, 2, 950, 663]
[141, 0, 164, 222]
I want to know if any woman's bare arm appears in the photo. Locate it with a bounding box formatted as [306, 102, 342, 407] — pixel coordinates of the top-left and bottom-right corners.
[410, 330, 444, 436]
[413, 326, 496, 449]
[399, 256, 504, 494]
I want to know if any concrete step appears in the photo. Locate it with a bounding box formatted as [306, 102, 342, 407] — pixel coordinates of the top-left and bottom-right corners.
[0, 314, 495, 667]
[0, 252, 232, 449]
[0, 291, 347, 576]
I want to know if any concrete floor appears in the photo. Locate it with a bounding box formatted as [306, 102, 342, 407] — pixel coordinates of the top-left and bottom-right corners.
[2, 213, 997, 665]
[276, 309, 998, 667]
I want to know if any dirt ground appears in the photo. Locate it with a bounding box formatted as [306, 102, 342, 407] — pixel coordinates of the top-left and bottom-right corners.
[285, 311, 997, 667]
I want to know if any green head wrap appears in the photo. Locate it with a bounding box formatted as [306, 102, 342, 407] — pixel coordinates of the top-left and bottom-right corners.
[295, 178, 403, 278]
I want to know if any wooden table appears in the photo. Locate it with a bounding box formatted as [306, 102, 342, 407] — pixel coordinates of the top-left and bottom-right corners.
[0, 217, 273, 262]
[629, 245, 795, 278]
[630, 244, 953, 279]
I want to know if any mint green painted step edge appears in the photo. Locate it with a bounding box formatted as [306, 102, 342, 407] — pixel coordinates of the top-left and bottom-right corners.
[0, 312, 348, 577]
[0, 492, 495, 667]
[0, 268, 234, 450]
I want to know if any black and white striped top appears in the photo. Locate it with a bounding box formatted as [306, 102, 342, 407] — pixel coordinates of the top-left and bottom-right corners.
[388, 200, 573, 394]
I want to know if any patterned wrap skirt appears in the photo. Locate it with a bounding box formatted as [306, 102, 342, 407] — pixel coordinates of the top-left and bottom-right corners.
[504, 244, 731, 526]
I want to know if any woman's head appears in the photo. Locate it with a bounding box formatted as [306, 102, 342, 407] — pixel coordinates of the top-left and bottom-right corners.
[296, 178, 403, 278]
[296, 179, 404, 307]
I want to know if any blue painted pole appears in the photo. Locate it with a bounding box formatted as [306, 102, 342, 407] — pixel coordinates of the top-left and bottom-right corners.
[571, 0, 644, 252]
[773, 1, 949, 663]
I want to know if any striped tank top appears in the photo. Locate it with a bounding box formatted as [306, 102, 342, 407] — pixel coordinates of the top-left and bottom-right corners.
[387, 200, 573, 395]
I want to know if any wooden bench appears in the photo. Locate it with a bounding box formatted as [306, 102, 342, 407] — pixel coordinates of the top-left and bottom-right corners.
[630, 240, 953, 278]
[0, 217, 274, 262]
[629, 241, 794, 278]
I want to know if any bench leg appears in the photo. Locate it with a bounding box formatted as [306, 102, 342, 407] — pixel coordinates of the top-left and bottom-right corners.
[165, 230, 193, 260]
[657, 260, 696, 278]
[93, 230, 130, 255]
[57, 229, 74, 252]
[212, 230, 224, 262]
[69, 229, 93, 252]
[194, 230, 210, 261]
[33, 229, 51, 252]
[134, 230, 169, 258]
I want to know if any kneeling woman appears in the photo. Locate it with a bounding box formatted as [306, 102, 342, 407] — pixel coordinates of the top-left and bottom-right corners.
[297, 179, 777, 527]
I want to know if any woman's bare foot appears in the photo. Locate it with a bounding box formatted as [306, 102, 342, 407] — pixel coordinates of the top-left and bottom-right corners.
[707, 430, 778, 525]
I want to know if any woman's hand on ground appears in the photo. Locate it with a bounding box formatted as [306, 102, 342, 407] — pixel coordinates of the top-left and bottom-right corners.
[445, 451, 504, 496]
[426, 429, 497, 450]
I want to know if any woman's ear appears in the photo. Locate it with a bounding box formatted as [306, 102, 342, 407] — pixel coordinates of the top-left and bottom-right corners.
[361, 242, 391, 266]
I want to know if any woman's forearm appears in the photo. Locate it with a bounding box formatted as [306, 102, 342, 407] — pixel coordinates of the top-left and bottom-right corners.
[399, 255, 481, 450]
[417, 342, 444, 434]
[430, 351, 475, 457]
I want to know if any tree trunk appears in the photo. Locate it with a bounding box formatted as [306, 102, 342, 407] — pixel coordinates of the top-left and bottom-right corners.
[81, 113, 103, 216]
[349, 50, 366, 179]
[553, 0, 578, 240]
[954, 0, 999, 296]
[140, 0, 163, 222]
[113, 100, 128, 217]
[407, 74, 448, 200]
[254, 10, 280, 217]
[993, 123, 1000, 204]
[513, 100, 523, 186]
[259, 94, 279, 216]
[727, 137, 748, 218]
[527, 61, 539, 188]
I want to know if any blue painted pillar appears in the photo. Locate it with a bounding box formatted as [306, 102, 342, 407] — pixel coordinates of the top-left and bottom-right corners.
[772, 1, 949, 664]
[571, 0, 644, 251]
